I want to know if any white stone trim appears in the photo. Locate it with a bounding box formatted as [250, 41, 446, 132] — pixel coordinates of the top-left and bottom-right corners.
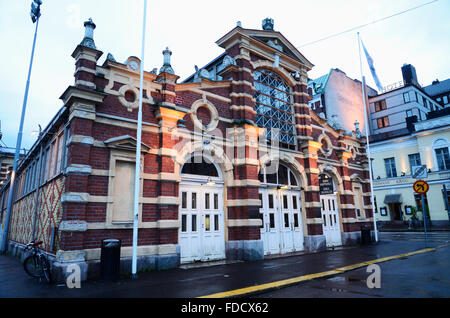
[65, 164, 92, 175]
[227, 219, 262, 227]
[227, 199, 261, 207]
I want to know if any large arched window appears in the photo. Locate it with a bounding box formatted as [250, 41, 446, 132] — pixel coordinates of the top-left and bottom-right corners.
[254, 69, 296, 150]
[258, 163, 298, 187]
[181, 156, 219, 177]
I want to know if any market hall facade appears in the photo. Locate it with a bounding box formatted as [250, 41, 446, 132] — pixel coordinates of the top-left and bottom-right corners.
[0, 18, 374, 281]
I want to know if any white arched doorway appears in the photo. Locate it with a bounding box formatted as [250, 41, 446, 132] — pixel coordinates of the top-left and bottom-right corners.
[258, 162, 304, 255]
[319, 173, 342, 247]
[178, 154, 225, 263]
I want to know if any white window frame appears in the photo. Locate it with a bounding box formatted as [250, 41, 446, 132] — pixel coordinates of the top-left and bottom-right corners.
[432, 138, 450, 171]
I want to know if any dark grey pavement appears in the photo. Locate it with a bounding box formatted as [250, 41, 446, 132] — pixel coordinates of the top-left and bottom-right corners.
[1, 232, 449, 298]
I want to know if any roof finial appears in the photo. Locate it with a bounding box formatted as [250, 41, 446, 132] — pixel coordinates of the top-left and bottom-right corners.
[80, 18, 97, 49]
[160, 47, 174, 74]
[262, 18, 274, 31]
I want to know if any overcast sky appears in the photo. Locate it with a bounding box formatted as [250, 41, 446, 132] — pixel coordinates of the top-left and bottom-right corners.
[0, 0, 449, 150]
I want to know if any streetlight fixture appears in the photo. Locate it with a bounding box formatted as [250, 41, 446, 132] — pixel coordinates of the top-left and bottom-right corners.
[1, 0, 43, 253]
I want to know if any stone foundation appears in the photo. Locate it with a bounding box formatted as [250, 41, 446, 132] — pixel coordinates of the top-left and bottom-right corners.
[304, 235, 326, 252]
[6, 240, 180, 284]
[226, 240, 264, 261]
[341, 231, 361, 245]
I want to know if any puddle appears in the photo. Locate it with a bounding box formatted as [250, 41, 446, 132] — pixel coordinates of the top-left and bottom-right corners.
[327, 276, 346, 282]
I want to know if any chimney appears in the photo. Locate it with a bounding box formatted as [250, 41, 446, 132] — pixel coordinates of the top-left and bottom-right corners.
[401, 64, 419, 86]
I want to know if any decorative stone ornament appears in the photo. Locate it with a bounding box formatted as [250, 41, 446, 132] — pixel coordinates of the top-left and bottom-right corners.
[190, 95, 219, 132]
[262, 17, 274, 31]
[106, 53, 116, 62]
[80, 18, 97, 49]
[160, 47, 174, 74]
[118, 84, 140, 112]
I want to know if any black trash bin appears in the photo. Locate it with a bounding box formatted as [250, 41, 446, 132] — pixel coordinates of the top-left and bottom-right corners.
[100, 239, 121, 280]
[360, 225, 372, 245]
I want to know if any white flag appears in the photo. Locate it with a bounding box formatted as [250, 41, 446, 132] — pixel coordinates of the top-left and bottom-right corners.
[361, 40, 383, 91]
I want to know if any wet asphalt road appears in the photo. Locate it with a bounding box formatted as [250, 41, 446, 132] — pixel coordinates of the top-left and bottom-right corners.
[251, 231, 450, 298]
[0, 231, 449, 298]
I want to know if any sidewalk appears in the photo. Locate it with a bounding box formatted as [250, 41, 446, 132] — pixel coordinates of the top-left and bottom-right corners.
[0, 239, 442, 298]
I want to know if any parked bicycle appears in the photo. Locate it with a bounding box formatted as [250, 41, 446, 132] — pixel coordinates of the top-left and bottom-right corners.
[23, 240, 52, 284]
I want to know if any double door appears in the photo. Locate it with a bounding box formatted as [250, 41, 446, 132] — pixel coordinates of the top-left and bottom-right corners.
[179, 184, 225, 263]
[321, 194, 342, 247]
[259, 188, 304, 255]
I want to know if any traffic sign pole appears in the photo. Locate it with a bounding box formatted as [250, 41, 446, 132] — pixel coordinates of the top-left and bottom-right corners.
[421, 193, 428, 247]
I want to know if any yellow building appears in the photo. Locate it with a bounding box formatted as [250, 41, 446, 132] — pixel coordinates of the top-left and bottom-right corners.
[370, 112, 450, 227]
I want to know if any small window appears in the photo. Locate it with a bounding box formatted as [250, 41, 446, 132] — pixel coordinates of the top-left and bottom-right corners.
[259, 193, 263, 209]
[269, 213, 275, 228]
[403, 92, 410, 103]
[205, 193, 210, 210]
[192, 215, 197, 232]
[214, 215, 219, 231]
[323, 214, 327, 227]
[292, 196, 298, 210]
[384, 157, 397, 178]
[444, 96, 449, 104]
[377, 116, 390, 129]
[205, 214, 210, 231]
[181, 215, 187, 232]
[435, 147, 450, 171]
[408, 153, 421, 174]
[406, 109, 413, 118]
[284, 213, 289, 228]
[192, 193, 197, 209]
[283, 195, 288, 209]
[268, 194, 274, 209]
[294, 214, 299, 228]
[214, 193, 218, 210]
[375, 100, 386, 112]
[182, 192, 187, 209]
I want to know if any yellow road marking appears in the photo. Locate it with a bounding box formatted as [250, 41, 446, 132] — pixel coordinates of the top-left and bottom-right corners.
[198, 247, 437, 298]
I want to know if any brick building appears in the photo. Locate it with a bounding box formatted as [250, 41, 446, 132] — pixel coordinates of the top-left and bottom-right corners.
[0, 18, 374, 281]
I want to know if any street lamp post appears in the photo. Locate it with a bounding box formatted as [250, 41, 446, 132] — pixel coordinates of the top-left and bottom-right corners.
[0, 0, 43, 253]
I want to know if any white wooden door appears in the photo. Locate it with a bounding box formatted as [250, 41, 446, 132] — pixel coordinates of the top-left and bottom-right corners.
[259, 189, 281, 255]
[321, 194, 342, 247]
[290, 193, 304, 251]
[179, 184, 225, 263]
[259, 189, 304, 255]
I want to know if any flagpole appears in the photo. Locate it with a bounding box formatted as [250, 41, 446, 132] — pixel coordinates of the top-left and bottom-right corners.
[357, 32, 378, 243]
[132, 0, 147, 279]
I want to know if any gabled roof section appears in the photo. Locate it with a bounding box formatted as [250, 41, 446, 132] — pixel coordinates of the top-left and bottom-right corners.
[104, 135, 151, 153]
[308, 70, 332, 95]
[216, 26, 314, 71]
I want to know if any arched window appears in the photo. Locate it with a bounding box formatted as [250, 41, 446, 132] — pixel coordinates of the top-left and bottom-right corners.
[181, 156, 219, 177]
[258, 163, 298, 186]
[433, 138, 450, 171]
[254, 69, 296, 150]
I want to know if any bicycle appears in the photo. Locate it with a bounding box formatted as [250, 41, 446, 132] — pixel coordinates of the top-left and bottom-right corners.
[23, 240, 52, 284]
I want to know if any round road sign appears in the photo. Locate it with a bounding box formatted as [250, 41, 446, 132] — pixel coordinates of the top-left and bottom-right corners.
[413, 180, 429, 194]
